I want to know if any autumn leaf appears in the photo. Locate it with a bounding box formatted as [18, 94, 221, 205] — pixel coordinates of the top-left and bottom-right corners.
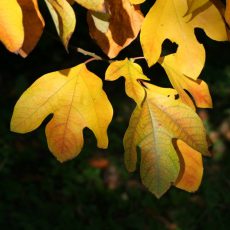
[225, 0, 230, 27]
[174, 140, 203, 192]
[129, 0, 146, 4]
[105, 59, 149, 105]
[87, 0, 144, 58]
[124, 82, 208, 197]
[45, 0, 76, 49]
[160, 55, 212, 109]
[74, 0, 106, 12]
[140, 0, 228, 79]
[0, 0, 24, 53]
[186, 0, 209, 14]
[11, 64, 113, 162]
[18, 0, 45, 57]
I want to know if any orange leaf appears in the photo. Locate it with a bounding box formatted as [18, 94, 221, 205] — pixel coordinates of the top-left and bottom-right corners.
[89, 157, 109, 169]
[174, 140, 203, 192]
[18, 0, 45, 57]
[160, 55, 212, 109]
[87, 0, 144, 58]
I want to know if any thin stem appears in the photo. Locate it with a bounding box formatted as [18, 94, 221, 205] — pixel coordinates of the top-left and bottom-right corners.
[77, 47, 103, 60]
[84, 57, 102, 64]
[131, 56, 146, 62]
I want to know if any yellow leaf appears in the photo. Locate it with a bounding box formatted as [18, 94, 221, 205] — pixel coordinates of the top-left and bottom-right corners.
[87, 0, 144, 58]
[226, 0, 230, 27]
[186, 0, 209, 14]
[124, 82, 208, 197]
[140, 0, 228, 79]
[0, 0, 24, 52]
[105, 59, 149, 105]
[74, 0, 106, 12]
[160, 55, 212, 109]
[18, 0, 45, 57]
[11, 64, 113, 162]
[129, 0, 146, 4]
[45, 0, 76, 49]
[174, 140, 203, 192]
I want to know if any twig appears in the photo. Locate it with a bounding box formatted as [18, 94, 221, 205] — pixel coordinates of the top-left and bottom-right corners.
[77, 47, 103, 61]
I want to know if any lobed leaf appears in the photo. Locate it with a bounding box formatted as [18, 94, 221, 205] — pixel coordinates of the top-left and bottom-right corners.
[11, 64, 113, 162]
[124, 82, 208, 197]
[45, 0, 76, 49]
[105, 59, 149, 105]
[87, 0, 144, 58]
[140, 0, 228, 79]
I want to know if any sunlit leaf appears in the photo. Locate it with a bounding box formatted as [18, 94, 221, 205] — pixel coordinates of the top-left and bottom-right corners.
[124, 82, 208, 197]
[140, 0, 228, 79]
[160, 55, 212, 109]
[87, 0, 144, 58]
[129, 0, 146, 4]
[0, 0, 24, 52]
[45, 0, 76, 49]
[186, 0, 209, 14]
[11, 64, 113, 162]
[174, 140, 203, 192]
[105, 58, 149, 105]
[225, 0, 230, 27]
[18, 0, 45, 57]
[74, 0, 106, 12]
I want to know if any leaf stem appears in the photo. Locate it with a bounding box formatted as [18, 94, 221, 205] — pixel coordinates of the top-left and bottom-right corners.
[131, 56, 146, 62]
[77, 47, 103, 61]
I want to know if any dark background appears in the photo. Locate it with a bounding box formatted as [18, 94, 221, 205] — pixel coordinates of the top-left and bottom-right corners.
[0, 1, 230, 229]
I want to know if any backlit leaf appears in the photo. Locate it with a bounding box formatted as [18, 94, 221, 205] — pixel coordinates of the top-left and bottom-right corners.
[11, 64, 113, 162]
[140, 0, 228, 79]
[186, 0, 209, 14]
[174, 140, 203, 192]
[226, 0, 230, 27]
[105, 59, 149, 105]
[160, 55, 212, 109]
[45, 0, 76, 49]
[87, 0, 144, 58]
[124, 82, 208, 197]
[18, 0, 45, 57]
[0, 0, 24, 52]
[74, 0, 106, 12]
[129, 0, 146, 4]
